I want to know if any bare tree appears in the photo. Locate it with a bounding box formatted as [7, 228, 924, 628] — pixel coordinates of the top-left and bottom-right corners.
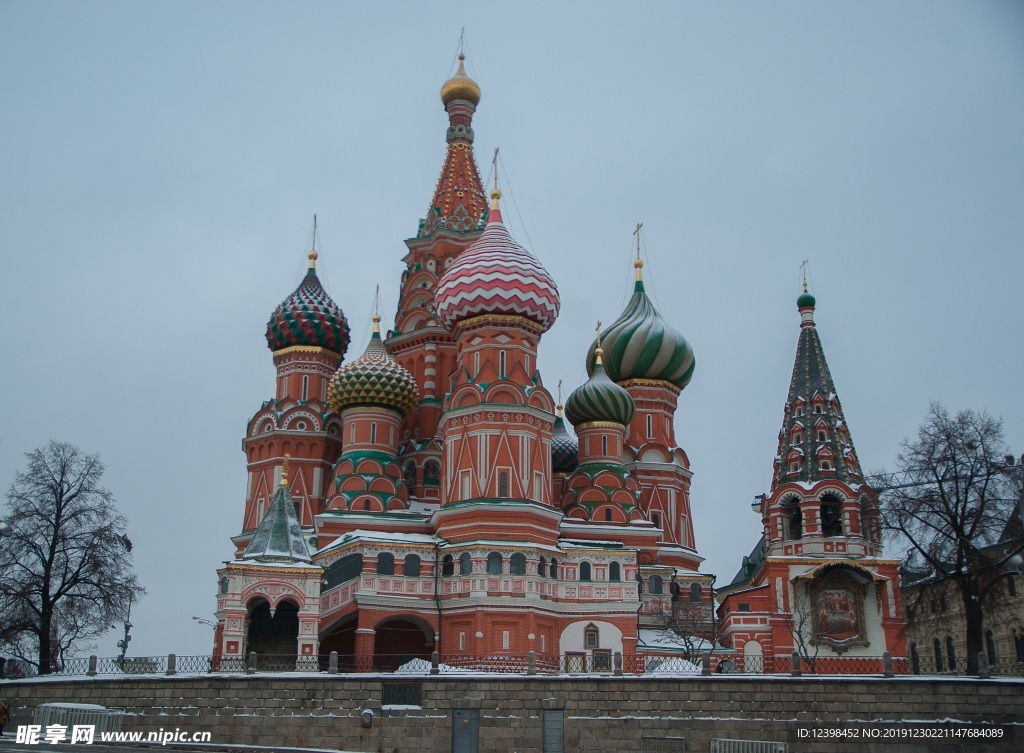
[783, 585, 821, 674]
[0, 441, 144, 674]
[880, 403, 1021, 674]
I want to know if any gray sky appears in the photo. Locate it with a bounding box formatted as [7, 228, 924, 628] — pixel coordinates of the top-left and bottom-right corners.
[2, 1, 1022, 658]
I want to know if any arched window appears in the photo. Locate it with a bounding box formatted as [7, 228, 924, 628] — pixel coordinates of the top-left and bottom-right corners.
[442, 554, 454, 577]
[424, 460, 440, 487]
[787, 502, 803, 540]
[820, 495, 842, 537]
[601, 435, 608, 456]
[363, 498, 372, 511]
[986, 630, 997, 664]
[510, 553, 526, 576]
[609, 561, 621, 582]
[370, 422, 377, 444]
[549, 557, 558, 579]
[946, 637, 957, 671]
[910, 642, 920, 674]
[499, 350, 506, 377]
[1014, 629, 1024, 662]
[538, 556, 547, 577]
[690, 583, 702, 602]
[376, 552, 394, 576]
[646, 414, 653, 439]
[584, 623, 599, 649]
[487, 552, 503, 575]
[580, 562, 592, 582]
[933, 638, 944, 672]
[817, 429, 827, 442]
[498, 472, 509, 498]
[652, 512, 661, 529]
[403, 554, 421, 577]
[219, 576, 229, 595]
[649, 575, 664, 595]
[459, 552, 472, 575]
[604, 508, 613, 522]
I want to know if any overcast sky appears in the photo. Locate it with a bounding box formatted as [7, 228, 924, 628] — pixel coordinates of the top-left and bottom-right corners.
[2, 1, 1022, 658]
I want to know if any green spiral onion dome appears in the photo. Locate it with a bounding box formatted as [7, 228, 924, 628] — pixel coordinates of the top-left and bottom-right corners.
[566, 350, 636, 427]
[587, 261, 694, 390]
[266, 252, 351, 355]
[327, 318, 420, 416]
[551, 407, 579, 473]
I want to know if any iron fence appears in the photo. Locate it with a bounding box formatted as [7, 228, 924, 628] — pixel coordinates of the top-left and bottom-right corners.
[24, 651, 1024, 678]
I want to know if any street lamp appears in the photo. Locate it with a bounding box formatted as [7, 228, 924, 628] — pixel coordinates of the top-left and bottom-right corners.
[192, 616, 216, 628]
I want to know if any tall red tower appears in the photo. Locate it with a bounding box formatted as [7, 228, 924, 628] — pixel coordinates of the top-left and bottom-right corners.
[717, 287, 905, 668]
[388, 54, 489, 502]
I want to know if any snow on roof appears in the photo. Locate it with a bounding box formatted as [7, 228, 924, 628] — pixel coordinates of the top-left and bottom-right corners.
[317, 529, 441, 554]
[228, 559, 321, 571]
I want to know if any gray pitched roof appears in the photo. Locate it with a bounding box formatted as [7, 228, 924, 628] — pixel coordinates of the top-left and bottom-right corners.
[242, 483, 312, 563]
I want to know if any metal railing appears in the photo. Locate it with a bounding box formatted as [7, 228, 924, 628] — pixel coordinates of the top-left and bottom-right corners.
[21, 650, 1024, 678]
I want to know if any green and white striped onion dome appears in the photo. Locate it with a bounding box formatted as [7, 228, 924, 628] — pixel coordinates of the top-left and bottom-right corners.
[565, 349, 636, 427]
[587, 263, 694, 390]
[327, 318, 419, 416]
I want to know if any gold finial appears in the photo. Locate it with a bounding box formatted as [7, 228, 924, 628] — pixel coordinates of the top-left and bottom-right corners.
[280, 454, 291, 486]
[490, 187, 502, 209]
[594, 321, 604, 365]
[372, 313, 381, 333]
[372, 284, 382, 333]
[556, 402, 564, 418]
[633, 223, 644, 281]
[309, 215, 319, 268]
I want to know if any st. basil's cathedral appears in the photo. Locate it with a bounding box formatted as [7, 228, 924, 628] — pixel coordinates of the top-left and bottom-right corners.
[213, 56, 905, 670]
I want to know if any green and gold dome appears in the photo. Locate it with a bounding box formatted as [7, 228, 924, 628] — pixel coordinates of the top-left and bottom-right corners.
[327, 316, 420, 416]
[588, 259, 695, 390]
[566, 347, 636, 427]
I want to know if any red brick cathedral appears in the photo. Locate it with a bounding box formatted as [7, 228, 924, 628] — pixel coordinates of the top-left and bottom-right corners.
[214, 57, 711, 669]
[213, 57, 904, 670]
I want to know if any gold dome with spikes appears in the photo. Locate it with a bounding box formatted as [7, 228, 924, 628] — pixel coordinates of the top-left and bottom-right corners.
[441, 54, 481, 106]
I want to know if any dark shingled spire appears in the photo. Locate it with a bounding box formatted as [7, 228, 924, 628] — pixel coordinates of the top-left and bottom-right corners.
[771, 291, 865, 491]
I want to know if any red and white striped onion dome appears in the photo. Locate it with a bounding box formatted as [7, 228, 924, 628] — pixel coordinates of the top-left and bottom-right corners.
[434, 190, 559, 332]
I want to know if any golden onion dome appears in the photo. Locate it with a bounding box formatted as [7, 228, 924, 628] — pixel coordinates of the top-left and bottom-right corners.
[441, 54, 481, 106]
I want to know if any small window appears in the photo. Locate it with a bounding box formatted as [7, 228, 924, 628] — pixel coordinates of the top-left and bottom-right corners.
[499, 350, 506, 377]
[584, 624, 599, 649]
[219, 576, 229, 595]
[986, 630, 997, 664]
[403, 554, 421, 577]
[487, 551, 503, 575]
[789, 462, 800, 473]
[363, 498, 372, 511]
[459, 631, 465, 651]
[370, 422, 377, 444]
[601, 435, 608, 456]
[510, 553, 526, 576]
[301, 375, 309, 402]
[538, 556, 547, 577]
[946, 637, 957, 671]
[460, 552, 472, 575]
[933, 638, 944, 672]
[690, 583, 702, 602]
[817, 430, 827, 442]
[549, 557, 558, 580]
[580, 562, 592, 582]
[738, 602, 751, 612]
[609, 561, 621, 582]
[498, 472, 509, 498]
[814, 404, 824, 414]
[442, 555, 454, 576]
[649, 575, 663, 595]
[820, 460, 833, 470]
[792, 433, 802, 445]
[646, 414, 653, 439]
[377, 553, 395, 576]
[652, 512, 661, 529]
[604, 508, 613, 522]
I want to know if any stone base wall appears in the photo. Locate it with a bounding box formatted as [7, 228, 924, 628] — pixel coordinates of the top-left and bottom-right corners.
[2, 674, 1022, 752]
